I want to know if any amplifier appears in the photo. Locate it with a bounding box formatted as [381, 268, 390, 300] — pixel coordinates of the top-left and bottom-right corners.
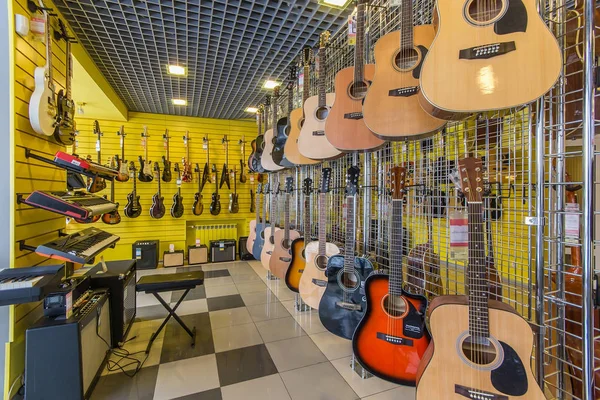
[210, 239, 236, 263]
[163, 250, 184, 267]
[188, 245, 208, 265]
[132, 240, 159, 269]
[238, 236, 254, 260]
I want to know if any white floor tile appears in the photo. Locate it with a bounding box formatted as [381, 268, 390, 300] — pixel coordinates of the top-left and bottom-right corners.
[309, 331, 353, 361]
[265, 336, 327, 372]
[280, 362, 359, 400]
[361, 386, 416, 400]
[205, 284, 239, 298]
[221, 374, 290, 400]
[255, 316, 306, 343]
[209, 307, 253, 329]
[153, 354, 219, 400]
[168, 298, 208, 316]
[331, 356, 398, 398]
[212, 322, 263, 352]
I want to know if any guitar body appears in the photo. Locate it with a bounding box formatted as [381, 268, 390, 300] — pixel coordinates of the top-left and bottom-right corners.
[284, 107, 319, 165]
[149, 194, 165, 219]
[143, 161, 154, 182]
[252, 221, 267, 260]
[29, 67, 56, 137]
[261, 129, 284, 171]
[162, 157, 172, 182]
[325, 65, 385, 152]
[209, 193, 221, 216]
[363, 26, 446, 139]
[407, 243, 443, 297]
[228, 194, 239, 213]
[285, 237, 306, 292]
[260, 226, 281, 271]
[353, 274, 429, 385]
[250, 136, 265, 172]
[138, 157, 151, 182]
[416, 296, 545, 400]
[318, 255, 374, 339]
[298, 94, 341, 160]
[220, 165, 231, 189]
[201, 163, 210, 191]
[116, 158, 129, 182]
[269, 228, 300, 279]
[247, 219, 258, 254]
[124, 193, 142, 218]
[102, 207, 121, 225]
[87, 177, 106, 193]
[272, 117, 294, 167]
[171, 193, 184, 218]
[192, 193, 204, 216]
[419, 0, 562, 120]
[298, 241, 340, 310]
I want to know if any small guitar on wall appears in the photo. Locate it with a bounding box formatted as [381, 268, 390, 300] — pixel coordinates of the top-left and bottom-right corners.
[149, 162, 166, 219]
[124, 161, 142, 218]
[201, 136, 211, 192]
[182, 131, 193, 183]
[353, 166, 430, 385]
[220, 135, 231, 189]
[239, 137, 247, 183]
[192, 163, 204, 216]
[53, 19, 76, 146]
[171, 163, 184, 218]
[210, 164, 221, 216]
[229, 168, 239, 214]
[115, 126, 129, 182]
[162, 129, 172, 182]
[319, 165, 374, 339]
[102, 176, 121, 225]
[139, 127, 153, 182]
[285, 177, 313, 292]
[87, 121, 106, 193]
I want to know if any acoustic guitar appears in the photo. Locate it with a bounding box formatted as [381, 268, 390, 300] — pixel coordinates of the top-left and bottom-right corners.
[270, 177, 300, 279]
[170, 163, 184, 218]
[272, 68, 296, 168]
[362, 0, 445, 139]
[162, 129, 172, 183]
[149, 162, 166, 219]
[139, 127, 153, 182]
[124, 161, 142, 218]
[248, 105, 266, 173]
[284, 47, 319, 166]
[53, 19, 76, 146]
[252, 183, 270, 260]
[353, 166, 430, 385]
[416, 157, 545, 400]
[115, 126, 129, 182]
[246, 183, 263, 255]
[260, 175, 281, 271]
[319, 165, 374, 339]
[298, 32, 343, 160]
[261, 88, 285, 172]
[192, 163, 204, 216]
[324, 0, 385, 152]
[419, 0, 562, 120]
[285, 177, 313, 292]
[299, 168, 340, 310]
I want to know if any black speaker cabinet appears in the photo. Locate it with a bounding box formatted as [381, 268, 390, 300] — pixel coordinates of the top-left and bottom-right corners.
[132, 240, 159, 269]
[238, 236, 254, 260]
[209, 239, 236, 263]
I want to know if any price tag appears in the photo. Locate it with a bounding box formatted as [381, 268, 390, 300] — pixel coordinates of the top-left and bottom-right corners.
[298, 71, 304, 87]
[65, 292, 73, 319]
[389, 0, 402, 5]
[449, 210, 468, 260]
[183, 136, 188, 146]
[348, 12, 357, 46]
[203, 141, 208, 150]
[95, 139, 100, 152]
[195, 238, 201, 247]
[211, 173, 216, 183]
[176, 178, 182, 186]
[169, 244, 175, 253]
[250, 175, 255, 184]
[565, 202, 580, 243]
[135, 248, 142, 259]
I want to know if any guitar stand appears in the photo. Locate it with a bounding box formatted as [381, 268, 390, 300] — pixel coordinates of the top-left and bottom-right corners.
[266, 271, 278, 280]
[350, 354, 373, 380]
[294, 294, 311, 312]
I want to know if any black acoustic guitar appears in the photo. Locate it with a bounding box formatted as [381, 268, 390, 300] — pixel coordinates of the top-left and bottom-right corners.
[170, 163, 184, 218]
[193, 163, 204, 216]
[162, 129, 172, 182]
[229, 168, 239, 214]
[124, 161, 142, 218]
[272, 67, 296, 168]
[149, 162, 166, 219]
[220, 135, 231, 189]
[210, 164, 221, 216]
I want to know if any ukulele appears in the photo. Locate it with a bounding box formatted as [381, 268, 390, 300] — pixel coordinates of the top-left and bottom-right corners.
[209, 164, 221, 216]
[201, 136, 211, 192]
[272, 68, 296, 168]
[182, 131, 193, 183]
[298, 32, 343, 159]
[239, 137, 247, 183]
[162, 129, 172, 182]
[419, 0, 562, 120]
[248, 105, 266, 173]
[260, 175, 281, 271]
[115, 126, 129, 182]
[362, 0, 446, 139]
[220, 136, 231, 189]
[170, 163, 184, 218]
[102, 179, 121, 225]
[319, 165, 374, 339]
[285, 47, 319, 166]
[261, 90, 284, 172]
[87, 121, 106, 193]
[228, 168, 239, 214]
[124, 161, 142, 218]
[192, 163, 204, 216]
[246, 183, 263, 255]
[139, 127, 153, 182]
[299, 168, 340, 309]
[53, 19, 76, 146]
[29, 0, 57, 137]
[325, 0, 385, 152]
[416, 157, 545, 400]
[252, 183, 270, 260]
[270, 176, 300, 279]
[149, 162, 165, 219]
[285, 177, 313, 292]
[353, 166, 430, 385]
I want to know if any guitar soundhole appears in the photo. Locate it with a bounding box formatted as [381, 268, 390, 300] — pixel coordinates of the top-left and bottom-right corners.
[282, 239, 292, 250]
[299, 117, 305, 129]
[465, 0, 506, 25]
[393, 48, 419, 71]
[315, 106, 329, 120]
[340, 271, 359, 290]
[461, 336, 498, 366]
[315, 255, 328, 270]
[349, 81, 368, 99]
[382, 294, 407, 318]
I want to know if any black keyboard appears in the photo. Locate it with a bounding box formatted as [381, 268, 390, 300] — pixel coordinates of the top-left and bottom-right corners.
[36, 228, 120, 264]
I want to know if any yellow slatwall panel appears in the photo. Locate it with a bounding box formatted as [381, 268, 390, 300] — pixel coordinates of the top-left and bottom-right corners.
[67, 112, 258, 260]
[10, 0, 69, 395]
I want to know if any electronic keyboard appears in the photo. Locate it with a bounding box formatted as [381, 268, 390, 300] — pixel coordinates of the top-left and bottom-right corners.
[35, 228, 120, 265]
[0, 265, 64, 306]
[23, 191, 117, 220]
[54, 151, 118, 178]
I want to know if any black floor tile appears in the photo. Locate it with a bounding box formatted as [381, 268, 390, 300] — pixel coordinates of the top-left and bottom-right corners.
[171, 285, 207, 302]
[173, 388, 223, 400]
[160, 312, 215, 364]
[176, 265, 205, 273]
[215, 344, 278, 387]
[206, 294, 245, 311]
[204, 269, 231, 278]
[90, 365, 159, 400]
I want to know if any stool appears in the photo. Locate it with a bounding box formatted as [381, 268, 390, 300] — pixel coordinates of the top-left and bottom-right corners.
[136, 271, 204, 354]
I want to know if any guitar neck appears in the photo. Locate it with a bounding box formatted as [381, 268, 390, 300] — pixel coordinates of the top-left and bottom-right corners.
[389, 199, 404, 295]
[284, 194, 290, 241]
[353, 2, 366, 84]
[255, 192, 260, 221]
[343, 195, 357, 274]
[400, 0, 414, 50]
[303, 197, 311, 243]
[262, 192, 268, 223]
[45, 10, 53, 82]
[318, 47, 327, 108]
[65, 40, 72, 98]
[467, 202, 489, 339]
[318, 193, 326, 256]
[303, 64, 310, 105]
[270, 192, 276, 233]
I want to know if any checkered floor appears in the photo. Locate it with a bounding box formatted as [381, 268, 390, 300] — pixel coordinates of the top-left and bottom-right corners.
[90, 261, 416, 400]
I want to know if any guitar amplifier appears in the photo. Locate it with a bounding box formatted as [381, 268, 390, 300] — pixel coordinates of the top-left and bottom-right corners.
[238, 237, 254, 260]
[132, 240, 159, 269]
[163, 250, 185, 267]
[188, 245, 208, 265]
[210, 239, 236, 263]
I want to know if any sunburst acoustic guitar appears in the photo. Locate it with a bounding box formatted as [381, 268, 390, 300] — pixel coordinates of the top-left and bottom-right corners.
[285, 177, 313, 292]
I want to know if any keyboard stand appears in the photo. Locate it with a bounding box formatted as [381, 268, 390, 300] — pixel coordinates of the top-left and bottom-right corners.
[146, 290, 196, 354]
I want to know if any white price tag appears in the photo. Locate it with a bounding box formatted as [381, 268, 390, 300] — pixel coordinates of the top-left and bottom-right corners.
[169, 244, 175, 253]
[449, 211, 468, 260]
[95, 139, 100, 152]
[176, 178, 182, 186]
[565, 202, 580, 242]
[195, 239, 201, 247]
[348, 13, 356, 46]
[389, 0, 402, 5]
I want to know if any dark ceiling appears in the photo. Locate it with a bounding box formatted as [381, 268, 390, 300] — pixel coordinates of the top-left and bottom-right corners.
[53, 0, 352, 120]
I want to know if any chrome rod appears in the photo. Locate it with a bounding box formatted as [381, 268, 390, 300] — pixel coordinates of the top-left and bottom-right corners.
[535, 98, 546, 387]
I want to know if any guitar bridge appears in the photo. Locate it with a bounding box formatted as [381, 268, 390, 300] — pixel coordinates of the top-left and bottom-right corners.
[311, 278, 327, 287]
[279, 257, 292, 262]
[312, 130, 325, 136]
[344, 112, 363, 120]
[298, 269, 304, 273]
[335, 301, 362, 311]
[376, 332, 413, 346]
[388, 86, 418, 97]
[459, 41, 516, 60]
[455, 385, 508, 400]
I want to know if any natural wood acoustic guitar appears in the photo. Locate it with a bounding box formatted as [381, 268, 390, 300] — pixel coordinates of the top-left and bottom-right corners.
[270, 177, 300, 279]
[260, 176, 281, 271]
[261, 88, 285, 172]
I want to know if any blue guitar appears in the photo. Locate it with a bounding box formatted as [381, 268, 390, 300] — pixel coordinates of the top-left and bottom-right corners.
[252, 183, 270, 260]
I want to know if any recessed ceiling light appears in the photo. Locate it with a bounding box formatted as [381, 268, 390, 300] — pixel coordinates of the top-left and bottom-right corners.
[318, 0, 352, 9]
[245, 107, 259, 113]
[167, 65, 187, 76]
[172, 99, 187, 106]
[262, 80, 281, 90]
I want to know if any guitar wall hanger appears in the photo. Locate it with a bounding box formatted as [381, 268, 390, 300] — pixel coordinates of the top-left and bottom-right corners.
[19, 230, 67, 252]
[53, 19, 77, 43]
[27, 0, 56, 15]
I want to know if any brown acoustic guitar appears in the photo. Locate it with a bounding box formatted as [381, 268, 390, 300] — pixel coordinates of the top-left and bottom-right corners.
[324, 0, 385, 152]
[285, 177, 313, 292]
[362, 0, 446, 139]
[416, 157, 545, 400]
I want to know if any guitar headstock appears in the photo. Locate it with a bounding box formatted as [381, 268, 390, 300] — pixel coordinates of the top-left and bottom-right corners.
[457, 157, 484, 203]
[256, 183, 262, 194]
[303, 178, 313, 196]
[163, 129, 170, 141]
[320, 31, 331, 49]
[302, 46, 312, 67]
[117, 125, 125, 137]
[94, 120, 102, 137]
[141, 126, 148, 138]
[174, 163, 180, 172]
[129, 161, 136, 171]
[194, 163, 200, 173]
[390, 166, 407, 200]
[345, 166, 360, 196]
[285, 177, 294, 193]
[320, 168, 332, 193]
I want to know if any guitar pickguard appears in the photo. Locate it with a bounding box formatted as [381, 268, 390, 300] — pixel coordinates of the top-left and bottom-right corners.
[412, 45, 428, 80]
[495, 0, 527, 35]
[490, 341, 528, 396]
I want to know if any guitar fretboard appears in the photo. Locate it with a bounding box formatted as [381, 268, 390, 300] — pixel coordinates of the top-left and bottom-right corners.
[254, 191, 261, 223]
[389, 199, 404, 296]
[468, 202, 490, 339]
[400, 0, 414, 50]
[353, 2, 366, 86]
[284, 193, 290, 242]
[343, 196, 356, 274]
[303, 197, 311, 248]
[318, 47, 327, 108]
[318, 193, 327, 257]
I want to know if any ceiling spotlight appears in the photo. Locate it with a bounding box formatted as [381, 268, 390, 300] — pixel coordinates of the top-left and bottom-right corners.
[167, 65, 186, 76]
[318, 0, 353, 8]
[262, 80, 281, 90]
[245, 107, 259, 113]
[172, 99, 187, 106]
[77, 102, 86, 115]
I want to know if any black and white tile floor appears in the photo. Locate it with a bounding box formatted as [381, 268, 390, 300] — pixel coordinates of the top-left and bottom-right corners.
[91, 261, 416, 400]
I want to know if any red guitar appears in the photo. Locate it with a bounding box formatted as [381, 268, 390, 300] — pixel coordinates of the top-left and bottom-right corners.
[352, 166, 430, 385]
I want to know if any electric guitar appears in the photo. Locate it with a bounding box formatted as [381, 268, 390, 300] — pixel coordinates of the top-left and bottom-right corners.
[102, 177, 121, 225]
[298, 32, 343, 160]
[220, 136, 231, 189]
[162, 129, 172, 182]
[182, 131, 193, 183]
[124, 161, 142, 218]
[248, 105, 266, 173]
[246, 183, 263, 255]
[416, 157, 545, 400]
[229, 168, 239, 213]
[192, 163, 204, 216]
[285, 177, 313, 292]
[419, 0, 562, 120]
[239, 137, 247, 183]
[87, 121, 106, 193]
[319, 165, 374, 339]
[250, 187, 255, 213]
[260, 176, 281, 271]
[53, 19, 76, 146]
[353, 166, 430, 385]
[325, 1, 385, 152]
[261, 90, 284, 172]
[114, 126, 129, 182]
[209, 164, 221, 216]
[270, 177, 300, 279]
[149, 162, 165, 219]
[201, 137, 210, 192]
[252, 183, 270, 260]
[171, 163, 184, 218]
[272, 68, 296, 168]
[362, 0, 446, 139]
[299, 168, 340, 309]
[139, 127, 153, 182]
